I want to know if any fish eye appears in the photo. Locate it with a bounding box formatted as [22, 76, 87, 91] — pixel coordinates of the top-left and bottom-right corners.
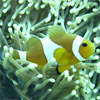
[82, 43, 87, 47]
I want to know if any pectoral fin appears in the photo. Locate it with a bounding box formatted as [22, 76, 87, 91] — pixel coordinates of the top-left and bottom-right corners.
[54, 48, 70, 65]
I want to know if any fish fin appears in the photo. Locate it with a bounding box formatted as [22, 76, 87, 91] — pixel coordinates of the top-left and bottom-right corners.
[48, 25, 66, 44]
[48, 25, 76, 52]
[26, 36, 40, 51]
[54, 48, 70, 65]
[57, 64, 71, 74]
[12, 49, 20, 59]
[26, 36, 47, 68]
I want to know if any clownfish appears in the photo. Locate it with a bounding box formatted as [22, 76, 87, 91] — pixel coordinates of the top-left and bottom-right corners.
[12, 25, 95, 74]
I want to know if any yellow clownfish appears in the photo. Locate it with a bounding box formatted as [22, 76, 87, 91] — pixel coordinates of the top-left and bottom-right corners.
[12, 25, 95, 74]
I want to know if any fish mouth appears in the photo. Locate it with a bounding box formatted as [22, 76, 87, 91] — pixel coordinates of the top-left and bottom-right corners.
[90, 45, 95, 53]
[88, 45, 95, 56]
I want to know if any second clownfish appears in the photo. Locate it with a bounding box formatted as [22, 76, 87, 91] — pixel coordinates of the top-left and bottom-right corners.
[12, 25, 95, 74]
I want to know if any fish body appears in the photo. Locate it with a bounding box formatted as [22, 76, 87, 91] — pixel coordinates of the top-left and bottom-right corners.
[12, 25, 95, 74]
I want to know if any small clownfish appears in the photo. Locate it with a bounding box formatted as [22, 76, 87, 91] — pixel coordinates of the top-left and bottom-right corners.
[12, 25, 95, 74]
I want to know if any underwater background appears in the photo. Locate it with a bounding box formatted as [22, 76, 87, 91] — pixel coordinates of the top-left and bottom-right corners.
[0, 0, 100, 100]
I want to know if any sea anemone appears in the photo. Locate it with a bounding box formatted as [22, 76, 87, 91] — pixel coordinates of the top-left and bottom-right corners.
[0, 0, 100, 100]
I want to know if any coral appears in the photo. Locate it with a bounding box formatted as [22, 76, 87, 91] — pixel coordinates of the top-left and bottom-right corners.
[0, 0, 100, 100]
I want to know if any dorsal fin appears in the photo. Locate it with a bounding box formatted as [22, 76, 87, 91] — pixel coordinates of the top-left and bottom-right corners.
[26, 36, 39, 51]
[26, 36, 47, 68]
[48, 25, 76, 52]
[48, 25, 66, 42]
